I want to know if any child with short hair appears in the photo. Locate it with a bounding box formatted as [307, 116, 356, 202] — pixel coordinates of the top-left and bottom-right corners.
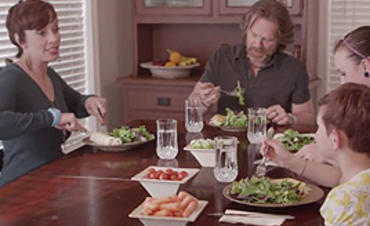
[262, 83, 370, 225]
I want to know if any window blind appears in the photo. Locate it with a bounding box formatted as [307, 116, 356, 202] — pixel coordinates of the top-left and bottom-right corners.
[0, 0, 93, 153]
[327, 0, 370, 91]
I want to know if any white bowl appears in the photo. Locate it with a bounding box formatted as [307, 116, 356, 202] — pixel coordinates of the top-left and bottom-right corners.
[131, 166, 199, 197]
[129, 199, 208, 226]
[183, 144, 215, 167]
[140, 62, 200, 79]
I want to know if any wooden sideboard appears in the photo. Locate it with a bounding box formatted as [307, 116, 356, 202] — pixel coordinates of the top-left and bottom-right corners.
[120, 0, 319, 122]
[119, 76, 198, 123]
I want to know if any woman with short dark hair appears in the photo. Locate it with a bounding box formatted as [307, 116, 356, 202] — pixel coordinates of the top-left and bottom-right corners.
[0, 0, 106, 187]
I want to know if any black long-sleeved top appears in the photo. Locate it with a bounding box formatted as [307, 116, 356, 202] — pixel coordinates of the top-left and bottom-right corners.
[0, 63, 90, 187]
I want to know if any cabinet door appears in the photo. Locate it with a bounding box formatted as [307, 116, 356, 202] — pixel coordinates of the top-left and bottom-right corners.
[136, 0, 212, 15]
[219, 0, 302, 16]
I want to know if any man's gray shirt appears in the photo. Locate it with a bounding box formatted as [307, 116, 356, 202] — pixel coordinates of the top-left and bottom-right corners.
[200, 44, 311, 114]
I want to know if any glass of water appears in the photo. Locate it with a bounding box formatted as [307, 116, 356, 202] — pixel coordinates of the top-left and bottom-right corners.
[213, 136, 238, 183]
[185, 98, 204, 133]
[247, 108, 267, 144]
[156, 119, 178, 159]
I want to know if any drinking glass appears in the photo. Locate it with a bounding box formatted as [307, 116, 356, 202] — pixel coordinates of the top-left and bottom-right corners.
[213, 136, 238, 183]
[185, 98, 204, 133]
[247, 108, 267, 144]
[156, 119, 178, 159]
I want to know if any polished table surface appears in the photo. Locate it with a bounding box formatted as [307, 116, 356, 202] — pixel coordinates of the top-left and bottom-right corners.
[0, 120, 326, 226]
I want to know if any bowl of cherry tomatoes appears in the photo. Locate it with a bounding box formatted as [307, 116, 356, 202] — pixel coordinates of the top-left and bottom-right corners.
[131, 166, 199, 197]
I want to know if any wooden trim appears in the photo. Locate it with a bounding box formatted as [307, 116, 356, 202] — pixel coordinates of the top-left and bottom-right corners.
[219, 0, 250, 15]
[135, 16, 242, 24]
[117, 75, 199, 86]
[290, 0, 302, 16]
[219, 0, 302, 16]
[135, 0, 212, 16]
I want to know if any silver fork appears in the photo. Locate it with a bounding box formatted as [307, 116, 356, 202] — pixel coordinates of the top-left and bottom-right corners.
[220, 89, 238, 97]
[255, 127, 274, 177]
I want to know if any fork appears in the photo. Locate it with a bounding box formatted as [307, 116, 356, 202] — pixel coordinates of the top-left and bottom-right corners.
[220, 89, 238, 97]
[255, 127, 274, 177]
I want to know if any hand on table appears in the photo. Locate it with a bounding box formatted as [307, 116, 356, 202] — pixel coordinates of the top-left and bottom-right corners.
[267, 105, 292, 125]
[85, 96, 107, 124]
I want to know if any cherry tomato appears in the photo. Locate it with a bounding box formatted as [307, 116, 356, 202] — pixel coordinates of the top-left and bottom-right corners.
[148, 168, 156, 174]
[160, 172, 171, 180]
[170, 174, 178, 180]
[165, 168, 173, 174]
[180, 171, 188, 178]
[147, 172, 156, 179]
[153, 171, 160, 179]
[177, 174, 185, 180]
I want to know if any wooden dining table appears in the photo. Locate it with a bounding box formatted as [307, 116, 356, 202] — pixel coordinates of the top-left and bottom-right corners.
[0, 120, 327, 226]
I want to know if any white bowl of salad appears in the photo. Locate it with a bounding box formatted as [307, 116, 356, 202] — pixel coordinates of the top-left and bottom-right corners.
[184, 138, 216, 167]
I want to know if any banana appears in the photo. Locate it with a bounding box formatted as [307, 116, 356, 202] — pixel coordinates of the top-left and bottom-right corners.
[167, 49, 197, 66]
[179, 57, 197, 66]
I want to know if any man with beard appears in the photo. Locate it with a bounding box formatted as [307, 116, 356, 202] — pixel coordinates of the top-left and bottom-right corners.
[189, 0, 314, 126]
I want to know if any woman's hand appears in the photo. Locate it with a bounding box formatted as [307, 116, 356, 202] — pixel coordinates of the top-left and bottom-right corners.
[84, 96, 106, 124]
[267, 105, 291, 125]
[260, 138, 294, 167]
[56, 113, 87, 132]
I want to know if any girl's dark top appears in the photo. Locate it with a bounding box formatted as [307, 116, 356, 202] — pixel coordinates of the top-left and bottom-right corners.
[0, 63, 90, 187]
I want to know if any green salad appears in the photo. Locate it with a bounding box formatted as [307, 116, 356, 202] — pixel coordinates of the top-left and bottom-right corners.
[221, 107, 248, 127]
[277, 129, 315, 152]
[190, 139, 215, 149]
[230, 177, 306, 204]
[109, 125, 154, 144]
[233, 81, 246, 106]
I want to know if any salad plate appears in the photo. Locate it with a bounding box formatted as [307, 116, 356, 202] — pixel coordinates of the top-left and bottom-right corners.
[83, 137, 154, 152]
[209, 124, 247, 133]
[274, 129, 315, 152]
[223, 177, 324, 208]
[208, 108, 248, 133]
[83, 125, 155, 152]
